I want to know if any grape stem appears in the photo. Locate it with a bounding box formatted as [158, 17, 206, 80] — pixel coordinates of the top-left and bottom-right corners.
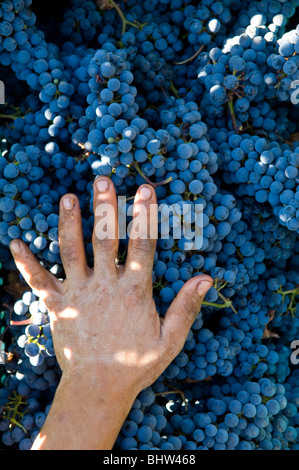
[170, 80, 180, 99]
[2, 391, 28, 433]
[106, 0, 144, 36]
[10, 318, 34, 326]
[132, 161, 173, 188]
[0, 113, 19, 121]
[202, 297, 237, 314]
[227, 96, 241, 134]
[202, 279, 237, 313]
[174, 44, 205, 65]
[277, 285, 299, 317]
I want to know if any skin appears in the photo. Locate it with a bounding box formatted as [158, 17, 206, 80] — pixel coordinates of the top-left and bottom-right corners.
[9, 176, 213, 450]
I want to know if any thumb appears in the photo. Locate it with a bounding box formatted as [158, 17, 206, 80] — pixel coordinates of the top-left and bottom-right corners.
[161, 275, 213, 354]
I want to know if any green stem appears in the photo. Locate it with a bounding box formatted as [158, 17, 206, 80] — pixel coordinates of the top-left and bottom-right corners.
[108, 0, 143, 35]
[203, 279, 237, 313]
[0, 113, 20, 121]
[277, 286, 299, 296]
[277, 285, 299, 317]
[216, 280, 227, 292]
[132, 162, 173, 188]
[174, 44, 205, 66]
[125, 195, 135, 202]
[202, 293, 237, 314]
[202, 300, 230, 309]
[218, 290, 237, 314]
[2, 392, 28, 433]
[170, 80, 180, 99]
[227, 96, 240, 134]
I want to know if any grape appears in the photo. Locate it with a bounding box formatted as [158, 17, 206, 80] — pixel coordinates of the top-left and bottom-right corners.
[24, 342, 40, 358]
[0, 0, 299, 452]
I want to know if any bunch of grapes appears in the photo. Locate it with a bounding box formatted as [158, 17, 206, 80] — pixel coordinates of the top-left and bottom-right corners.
[0, 0, 298, 451]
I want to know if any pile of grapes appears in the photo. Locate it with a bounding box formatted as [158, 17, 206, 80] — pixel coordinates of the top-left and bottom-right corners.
[0, 0, 299, 450]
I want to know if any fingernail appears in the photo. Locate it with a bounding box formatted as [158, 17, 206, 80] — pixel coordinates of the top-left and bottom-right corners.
[96, 178, 109, 193]
[139, 186, 152, 201]
[197, 279, 213, 295]
[63, 197, 76, 210]
[10, 240, 21, 253]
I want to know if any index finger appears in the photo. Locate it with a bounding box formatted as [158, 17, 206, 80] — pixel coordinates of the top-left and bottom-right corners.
[124, 185, 158, 282]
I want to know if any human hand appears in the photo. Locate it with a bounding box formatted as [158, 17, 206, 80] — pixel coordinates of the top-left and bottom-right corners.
[10, 177, 212, 395]
[9, 177, 212, 449]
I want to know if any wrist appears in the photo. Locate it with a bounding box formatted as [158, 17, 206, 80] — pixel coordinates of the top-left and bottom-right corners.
[32, 369, 138, 450]
[60, 365, 140, 406]
[59, 369, 138, 411]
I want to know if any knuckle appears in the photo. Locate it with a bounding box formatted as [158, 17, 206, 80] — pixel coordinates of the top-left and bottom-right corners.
[131, 237, 153, 256]
[122, 283, 143, 305]
[128, 283, 144, 300]
[30, 275, 46, 290]
[43, 292, 60, 311]
[61, 245, 80, 264]
[163, 337, 183, 360]
[182, 299, 199, 324]
[32, 275, 52, 293]
[93, 236, 117, 253]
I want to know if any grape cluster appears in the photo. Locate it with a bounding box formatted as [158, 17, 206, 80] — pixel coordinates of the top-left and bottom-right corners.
[60, 0, 102, 44]
[12, 291, 55, 365]
[197, 22, 299, 134]
[267, 26, 299, 103]
[0, 0, 299, 451]
[213, 131, 299, 234]
[116, 376, 297, 450]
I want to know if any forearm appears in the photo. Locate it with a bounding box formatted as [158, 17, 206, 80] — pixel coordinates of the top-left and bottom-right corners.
[31, 372, 137, 450]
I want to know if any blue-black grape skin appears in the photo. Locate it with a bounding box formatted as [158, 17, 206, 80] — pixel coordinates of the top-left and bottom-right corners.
[0, 0, 299, 451]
